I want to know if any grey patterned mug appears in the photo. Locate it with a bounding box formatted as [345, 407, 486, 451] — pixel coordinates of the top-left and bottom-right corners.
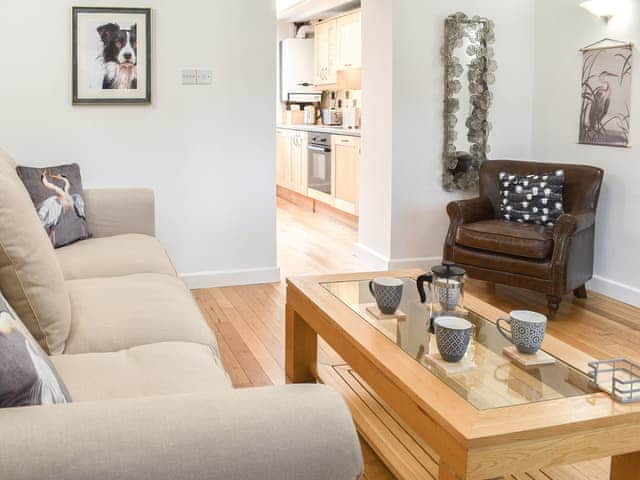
[497, 310, 547, 354]
[369, 277, 403, 315]
[434, 316, 473, 363]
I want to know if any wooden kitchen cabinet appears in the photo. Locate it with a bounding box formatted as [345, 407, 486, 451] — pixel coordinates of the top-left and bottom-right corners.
[337, 11, 362, 70]
[332, 135, 360, 215]
[289, 131, 308, 195]
[276, 129, 307, 195]
[276, 129, 291, 189]
[276, 129, 290, 188]
[314, 19, 337, 85]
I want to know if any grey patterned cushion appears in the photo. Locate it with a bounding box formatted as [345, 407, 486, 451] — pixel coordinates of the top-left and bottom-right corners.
[499, 170, 565, 226]
[17, 163, 91, 248]
[0, 293, 71, 408]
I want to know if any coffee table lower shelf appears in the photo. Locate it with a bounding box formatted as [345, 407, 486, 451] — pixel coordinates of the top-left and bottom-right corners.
[317, 364, 609, 480]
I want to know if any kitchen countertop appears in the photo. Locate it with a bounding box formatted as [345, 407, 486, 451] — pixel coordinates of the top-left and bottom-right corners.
[277, 124, 361, 137]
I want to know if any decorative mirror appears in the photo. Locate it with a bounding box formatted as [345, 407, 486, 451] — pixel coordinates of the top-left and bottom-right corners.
[442, 13, 496, 191]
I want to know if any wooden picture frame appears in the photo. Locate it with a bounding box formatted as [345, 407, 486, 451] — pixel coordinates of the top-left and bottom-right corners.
[72, 7, 151, 105]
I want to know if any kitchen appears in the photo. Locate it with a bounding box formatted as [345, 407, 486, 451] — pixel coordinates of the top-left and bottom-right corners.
[276, 0, 362, 221]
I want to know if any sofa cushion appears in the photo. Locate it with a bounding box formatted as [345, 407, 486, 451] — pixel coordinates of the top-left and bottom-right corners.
[64, 273, 216, 354]
[457, 219, 554, 260]
[56, 234, 176, 281]
[16, 164, 91, 248]
[52, 342, 229, 402]
[0, 151, 71, 354]
[0, 293, 71, 407]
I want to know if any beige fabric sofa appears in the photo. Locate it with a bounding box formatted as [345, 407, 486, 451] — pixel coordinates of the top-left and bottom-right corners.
[0, 152, 363, 480]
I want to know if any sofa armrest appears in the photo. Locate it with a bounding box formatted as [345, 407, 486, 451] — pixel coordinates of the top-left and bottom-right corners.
[0, 385, 363, 480]
[84, 188, 155, 238]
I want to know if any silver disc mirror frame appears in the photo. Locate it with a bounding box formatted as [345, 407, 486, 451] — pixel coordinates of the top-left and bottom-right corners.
[442, 13, 496, 192]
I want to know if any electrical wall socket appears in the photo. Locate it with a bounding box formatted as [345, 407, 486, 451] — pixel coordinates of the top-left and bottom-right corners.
[196, 69, 213, 85]
[181, 69, 198, 85]
[182, 69, 213, 86]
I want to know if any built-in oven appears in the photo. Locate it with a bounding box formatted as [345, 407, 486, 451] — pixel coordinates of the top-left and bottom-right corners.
[307, 133, 332, 195]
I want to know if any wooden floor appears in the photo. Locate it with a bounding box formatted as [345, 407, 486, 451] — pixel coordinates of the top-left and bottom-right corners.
[194, 197, 640, 480]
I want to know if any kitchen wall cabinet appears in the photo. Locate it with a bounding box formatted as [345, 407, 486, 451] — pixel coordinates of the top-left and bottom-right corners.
[314, 20, 337, 85]
[336, 12, 362, 71]
[314, 10, 361, 86]
[332, 135, 360, 215]
[276, 129, 307, 195]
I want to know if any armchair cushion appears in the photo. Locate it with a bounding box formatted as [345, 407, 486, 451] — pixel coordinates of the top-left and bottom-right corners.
[452, 245, 551, 279]
[56, 234, 176, 281]
[498, 170, 565, 226]
[457, 220, 554, 260]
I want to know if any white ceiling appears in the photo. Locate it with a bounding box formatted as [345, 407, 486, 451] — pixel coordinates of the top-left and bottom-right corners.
[277, 0, 360, 21]
[276, 0, 304, 12]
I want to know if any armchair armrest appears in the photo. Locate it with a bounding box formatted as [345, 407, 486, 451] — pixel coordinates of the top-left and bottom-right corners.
[0, 385, 363, 480]
[553, 209, 596, 237]
[444, 197, 494, 259]
[550, 209, 597, 298]
[446, 197, 494, 225]
[84, 188, 155, 238]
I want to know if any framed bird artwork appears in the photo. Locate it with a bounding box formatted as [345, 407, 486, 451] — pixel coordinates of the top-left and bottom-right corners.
[579, 39, 632, 148]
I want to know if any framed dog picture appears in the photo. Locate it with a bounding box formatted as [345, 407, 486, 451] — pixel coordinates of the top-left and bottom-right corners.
[72, 7, 151, 104]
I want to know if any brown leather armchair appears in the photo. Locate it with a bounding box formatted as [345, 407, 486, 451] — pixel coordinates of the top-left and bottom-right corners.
[444, 160, 604, 316]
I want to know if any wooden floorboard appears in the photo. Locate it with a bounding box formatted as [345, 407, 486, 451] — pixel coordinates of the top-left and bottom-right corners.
[193, 197, 640, 479]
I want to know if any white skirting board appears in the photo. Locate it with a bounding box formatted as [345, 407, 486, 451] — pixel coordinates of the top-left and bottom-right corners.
[387, 256, 442, 271]
[353, 243, 390, 270]
[353, 243, 440, 272]
[588, 275, 640, 308]
[180, 266, 281, 290]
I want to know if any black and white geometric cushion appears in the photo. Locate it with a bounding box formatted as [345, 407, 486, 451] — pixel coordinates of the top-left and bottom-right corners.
[499, 170, 565, 226]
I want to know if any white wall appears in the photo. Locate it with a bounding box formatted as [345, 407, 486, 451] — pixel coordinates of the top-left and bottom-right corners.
[0, 0, 279, 288]
[358, 0, 535, 270]
[532, 0, 640, 305]
[357, 0, 394, 268]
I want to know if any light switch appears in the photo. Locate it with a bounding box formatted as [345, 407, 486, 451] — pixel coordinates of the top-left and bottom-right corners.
[197, 69, 213, 85]
[181, 69, 198, 85]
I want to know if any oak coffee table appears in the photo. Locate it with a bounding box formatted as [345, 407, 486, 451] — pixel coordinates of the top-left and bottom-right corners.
[285, 270, 640, 480]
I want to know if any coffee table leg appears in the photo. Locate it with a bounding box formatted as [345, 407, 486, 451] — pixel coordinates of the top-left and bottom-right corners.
[611, 452, 640, 479]
[438, 462, 462, 480]
[285, 304, 318, 383]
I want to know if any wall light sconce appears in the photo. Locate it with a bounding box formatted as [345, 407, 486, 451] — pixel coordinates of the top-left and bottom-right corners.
[580, 0, 620, 23]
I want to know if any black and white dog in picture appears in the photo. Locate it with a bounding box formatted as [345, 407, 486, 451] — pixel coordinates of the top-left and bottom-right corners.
[97, 23, 138, 89]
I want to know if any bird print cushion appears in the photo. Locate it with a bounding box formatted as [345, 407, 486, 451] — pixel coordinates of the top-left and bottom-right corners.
[499, 170, 565, 226]
[17, 163, 91, 248]
[0, 291, 71, 408]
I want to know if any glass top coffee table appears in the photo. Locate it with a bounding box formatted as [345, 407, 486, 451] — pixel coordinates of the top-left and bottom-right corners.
[285, 270, 640, 480]
[322, 277, 596, 410]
